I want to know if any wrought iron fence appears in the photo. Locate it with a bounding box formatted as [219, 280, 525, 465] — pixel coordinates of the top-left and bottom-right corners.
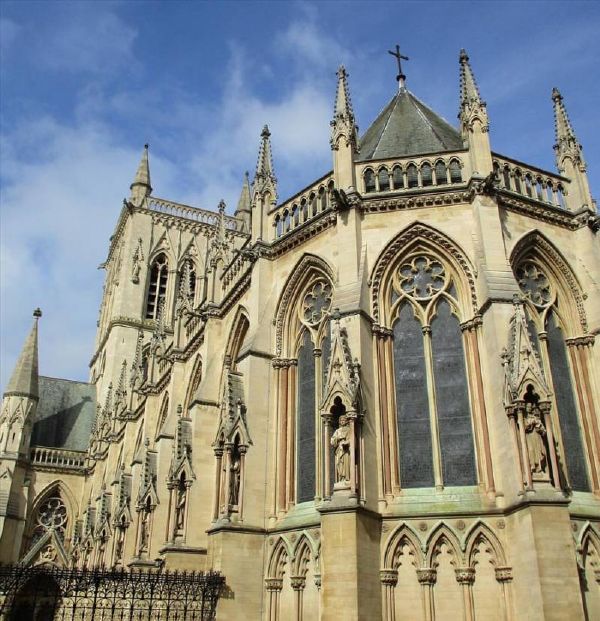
[0, 564, 224, 621]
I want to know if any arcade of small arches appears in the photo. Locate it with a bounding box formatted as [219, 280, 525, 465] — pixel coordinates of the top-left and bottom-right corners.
[362, 157, 464, 194]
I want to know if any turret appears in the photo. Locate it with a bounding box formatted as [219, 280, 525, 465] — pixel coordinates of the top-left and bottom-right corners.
[251, 126, 277, 242]
[330, 65, 358, 191]
[459, 50, 493, 176]
[234, 172, 252, 233]
[552, 88, 594, 211]
[129, 144, 152, 207]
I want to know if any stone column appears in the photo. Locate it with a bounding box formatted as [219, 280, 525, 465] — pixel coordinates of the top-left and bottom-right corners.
[380, 569, 398, 621]
[291, 576, 306, 621]
[322, 413, 333, 499]
[212, 447, 223, 521]
[416, 568, 437, 621]
[495, 566, 513, 621]
[265, 578, 283, 621]
[455, 567, 476, 621]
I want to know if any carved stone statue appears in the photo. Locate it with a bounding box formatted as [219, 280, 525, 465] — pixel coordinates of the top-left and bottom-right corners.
[331, 415, 351, 486]
[524, 402, 548, 476]
[229, 453, 241, 506]
[175, 482, 187, 534]
[114, 526, 125, 564]
[139, 508, 150, 554]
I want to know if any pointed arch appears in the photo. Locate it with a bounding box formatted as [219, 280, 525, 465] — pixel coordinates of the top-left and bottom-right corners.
[369, 221, 477, 326]
[184, 354, 203, 413]
[155, 391, 170, 439]
[384, 522, 424, 569]
[510, 229, 587, 334]
[275, 253, 335, 357]
[292, 535, 314, 577]
[464, 521, 507, 567]
[426, 522, 463, 567]
[268, 537, 292, 579]
[224, 306, 250, 370]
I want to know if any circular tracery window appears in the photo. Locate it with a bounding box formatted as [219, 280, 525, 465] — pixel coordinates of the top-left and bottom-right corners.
[302, 280, 332, 325]
[516, 262, 552, 307]
[397, 256, 445, 300]
[34, 495, 68, 540]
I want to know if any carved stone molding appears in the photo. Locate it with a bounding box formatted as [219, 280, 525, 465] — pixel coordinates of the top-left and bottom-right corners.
[380, 569, 399, 586]
[290, 576, 306, 591]
[565, 335, 595, 348]
[495, 566, 513, 583]
[455, 567, 476, 584]
[416, 568, 437, 585]
[369, 223, 478, 323]
[264, 578, 283, 592]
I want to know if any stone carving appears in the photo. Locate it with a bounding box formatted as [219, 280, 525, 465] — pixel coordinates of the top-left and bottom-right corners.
[139, 508, 150, 554]
[331, 415, 351, 487]
[229, 450, 241, 506]
[131, 238, 144, 284]
[174, 481, 187, 534]
[523, 389, 548, 477]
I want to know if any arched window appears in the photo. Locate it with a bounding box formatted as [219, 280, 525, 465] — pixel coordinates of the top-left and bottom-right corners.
[284, 210, 291, 233]
[275, 215, 283, 238]
[514, 260, 590, 491]
[296, 279, 332, 503]
[514, 170, 522, 194]
[319, 187, 328, 211]
[293, 206, 299, 228]
[557, 184, 566, 209]
[310, 193, 317, 217]
[391, 255, 476, 488]
[22, 488, 69, 556]
[301, 199, 308, 222]
[524, 174, 533, 197]
[145, 253, 168, 320]
[502, 166, 511, 190]
[378, 168, 390, 192]
[435, 161, 447, 185]
[535, 178, 544, 201]
[364, 169, 376, 193]
[392, 166, 404, 190]
[449, 160, 462, 183]
[406, 164, 418, 188]
[421, 163, 433, 187]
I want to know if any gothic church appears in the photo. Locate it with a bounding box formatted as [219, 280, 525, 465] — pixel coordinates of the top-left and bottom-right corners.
[1, 49, 599, 620]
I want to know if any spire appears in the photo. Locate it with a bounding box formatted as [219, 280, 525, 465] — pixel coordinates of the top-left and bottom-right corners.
[129, 144, 152, 206]
[330, 65, 358, 152]
[552, 87, 585, 172]
[5, 309, 41, 400]
[552, 88, 592, 209]
[253, 126, 277, 200]
[459, 49, 483, 106]
[234, 172, 252, 232]
[458, 49, 492, 175]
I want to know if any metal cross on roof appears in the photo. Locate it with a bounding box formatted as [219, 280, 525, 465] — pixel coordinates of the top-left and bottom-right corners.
[388, 44, 409, 89]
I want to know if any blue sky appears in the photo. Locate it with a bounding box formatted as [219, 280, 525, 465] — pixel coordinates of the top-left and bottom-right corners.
[1, 1, 599, 390]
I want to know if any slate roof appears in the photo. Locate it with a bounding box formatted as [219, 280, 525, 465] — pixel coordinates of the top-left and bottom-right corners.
[358, 88, 463, 161]
[31, 377, 96, 451]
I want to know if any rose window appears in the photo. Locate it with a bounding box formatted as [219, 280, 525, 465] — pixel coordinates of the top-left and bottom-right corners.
[302, 281, 332, 324]
[397, 256, 445, 300]
[516, 262, 552, 307]
[34, 495, 68, 541]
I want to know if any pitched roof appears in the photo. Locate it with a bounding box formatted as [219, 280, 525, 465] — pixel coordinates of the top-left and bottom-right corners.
[31, 377, 96, 451]
[358, 88, 463, 161]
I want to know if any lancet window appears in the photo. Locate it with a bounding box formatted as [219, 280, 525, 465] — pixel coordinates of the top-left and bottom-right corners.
[145, 253, 168, 319]
[297, 280, 332, 502]
[449, 159, 462, 183]
[179, 258, 197, 302]
[513, 258, 590, 491]
[389, 254, 476, 488]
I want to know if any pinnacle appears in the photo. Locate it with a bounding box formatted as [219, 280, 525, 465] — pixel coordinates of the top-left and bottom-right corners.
[130, 143, 152, 202]
[235, 172, 252, 216]
[459, 48, 482, 104]
[552, 86, 576, 143]
[261, 125, 271, 139]
[551, 87, 562, 102]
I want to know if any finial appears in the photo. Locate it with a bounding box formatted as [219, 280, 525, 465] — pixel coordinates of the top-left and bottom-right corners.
[261, 125, 270, 139]
[218, 199, 226, 214]
[388, 44, 409, 90]
[551, 87, 562, 102]
[33, 308, 42, 319]
[459, 49, 469, 63]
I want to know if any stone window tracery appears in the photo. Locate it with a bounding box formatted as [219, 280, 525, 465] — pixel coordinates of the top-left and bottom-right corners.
[34, 495, 68, 542]
[513, 256, 591, 492]
[389, 252, 476, 489]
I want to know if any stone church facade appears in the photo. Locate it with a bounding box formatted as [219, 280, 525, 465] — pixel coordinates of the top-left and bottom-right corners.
[1, 50, 599, 620]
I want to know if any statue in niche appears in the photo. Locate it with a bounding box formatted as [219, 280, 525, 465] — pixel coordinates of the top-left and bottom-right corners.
[331, 414, 351, 486]
[523, 385, 548, 476]
[174, 476, 187, 535]
[139, 503, 150, 554]
[114, 524, 125, 564]
[229, 449, 241, 507]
